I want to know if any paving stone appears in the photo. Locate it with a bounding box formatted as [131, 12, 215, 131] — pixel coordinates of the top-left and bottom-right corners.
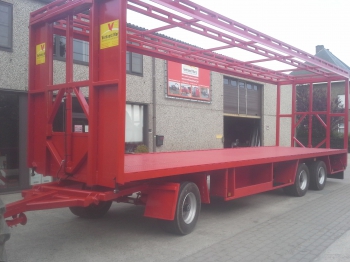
[179, 184, 350, 262]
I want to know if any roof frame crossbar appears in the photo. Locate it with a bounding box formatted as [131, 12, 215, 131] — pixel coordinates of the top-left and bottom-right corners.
[31, 0, 349, 85]
[30, 0, 92, 25]
[127, 27, 290, 83]
[127, 0, 340, 81]
[149, 0, 349, 80]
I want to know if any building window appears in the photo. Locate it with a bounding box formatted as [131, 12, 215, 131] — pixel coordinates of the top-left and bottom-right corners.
[53, 36, 143, 74]
[126, 104, 144, 143]
[53, 35, 89, 65]
[125, 104, 147, 153]
[0, 1, 13, 51]
[126, 51, 143, 75]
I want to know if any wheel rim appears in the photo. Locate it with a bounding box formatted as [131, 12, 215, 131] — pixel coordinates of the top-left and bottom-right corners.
[318, 166, 326, 185]
[299, 170, 308, 190]
[182, 192, 197, 224]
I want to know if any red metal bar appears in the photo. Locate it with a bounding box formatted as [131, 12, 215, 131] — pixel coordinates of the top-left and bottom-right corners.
[293, 137, 305, 148]
[150, 0, 348, 78]
[69, 152, 87, 174]
[245, 58, 277, 64]
[294, 114, 307, 130]
[137, 18, 199, 36]
[53, 27, 89, 42]
[65, 89, 73, 170]
[291, 83, 296, 146]
[46, 141, 63, 166]
[308, 84, 313, 147]
[129, 0, 333, 80]
[30, 0, 67, 17]
[326, 81, 331, 148]
[87, 0, 98, 187]
[279, 76, 348, 86]
[48, 89, 65, 124]
[276, 84, 281, 146]
[183, 44, 232, 57]
[344, 80, 349, 150]
[293, 112, 346, 117]
[127, 28, 284, 84]
[315, 114, 327, 128]
[127, 27, 285, 77]
[30, 0, 92, 26]
[73, 87, 89, 118]
[66, 15, 73, 83]
[28, 0, 347, 86]
[315, 139, 326, 149]
[87, 0, 127, 187]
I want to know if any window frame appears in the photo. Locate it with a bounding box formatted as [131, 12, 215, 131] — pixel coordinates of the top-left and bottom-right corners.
[126, 51, 143, 76]
[53, 36, 144, 74]
[125, 103, 148, 153]
[53, 35, 90, 66]
[0, 0, 13, 52]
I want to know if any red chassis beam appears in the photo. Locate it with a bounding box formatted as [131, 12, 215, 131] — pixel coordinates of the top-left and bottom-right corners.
[4, 181, 181, 227]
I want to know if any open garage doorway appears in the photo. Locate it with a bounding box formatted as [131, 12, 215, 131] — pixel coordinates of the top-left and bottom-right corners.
[224, 116, 261, 148]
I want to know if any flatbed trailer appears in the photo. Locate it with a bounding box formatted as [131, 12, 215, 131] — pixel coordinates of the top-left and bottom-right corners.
[3, 0, 350, 237]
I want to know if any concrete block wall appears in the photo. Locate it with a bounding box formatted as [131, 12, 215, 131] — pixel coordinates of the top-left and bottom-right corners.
[126, 57, 224, 152]
[262, 83, 292, 147]
[157, 62, 223, 152]
[0, 0, 46, 91]
[280, 85, 292, 147]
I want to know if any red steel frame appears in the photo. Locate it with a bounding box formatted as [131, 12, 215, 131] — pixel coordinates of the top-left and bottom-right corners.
[4, 0, 350, 227]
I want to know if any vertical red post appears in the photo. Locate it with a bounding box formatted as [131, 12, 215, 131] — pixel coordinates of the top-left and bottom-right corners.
[344, 80, 349, 150]
[65, 15, 74, 171]
[46, 23, 54, 139]
[326, 81, 331, 148]
[308, 83, 313, 148]
[87, 3, 98, 186]
[27, 23, 51, 175]
[291, 83, 296, 147]
[88, 0, 127, 187]
[276, 84, 281, 146]
[65, 90, 73, 167]
[66, 15, 73, 83]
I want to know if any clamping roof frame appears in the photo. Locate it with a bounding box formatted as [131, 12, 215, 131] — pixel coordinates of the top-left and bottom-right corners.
[30, 0, 350, 85]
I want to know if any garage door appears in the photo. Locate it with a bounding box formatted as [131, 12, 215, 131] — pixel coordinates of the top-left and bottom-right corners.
[223, 77, 262, 117]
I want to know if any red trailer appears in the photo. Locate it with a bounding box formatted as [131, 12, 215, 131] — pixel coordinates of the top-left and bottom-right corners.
[4, 0, 350, 235]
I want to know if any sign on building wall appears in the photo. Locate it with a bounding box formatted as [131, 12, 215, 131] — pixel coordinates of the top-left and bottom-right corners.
[167, 61, 210, 102]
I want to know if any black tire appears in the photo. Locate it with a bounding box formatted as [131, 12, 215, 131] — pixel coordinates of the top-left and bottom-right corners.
[69, 201, 112, 219]
[309, 161, 327, 190]
[164, 182, 201, 235]
[283, 163, 309, 197]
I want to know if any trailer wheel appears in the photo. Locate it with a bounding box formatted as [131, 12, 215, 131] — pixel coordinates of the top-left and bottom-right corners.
[283, 163, 309, 197]
[69, 201, 112, 219]
[309, 161, 327, 190]
[164, 182, 201, 235]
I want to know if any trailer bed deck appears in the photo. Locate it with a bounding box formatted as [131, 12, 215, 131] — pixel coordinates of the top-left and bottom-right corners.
[124, 146, 347, 182]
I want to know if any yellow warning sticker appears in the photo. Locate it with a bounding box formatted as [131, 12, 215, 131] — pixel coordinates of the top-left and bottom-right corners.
[36, 43, 46, 65]
[100, 20, 119, 50]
